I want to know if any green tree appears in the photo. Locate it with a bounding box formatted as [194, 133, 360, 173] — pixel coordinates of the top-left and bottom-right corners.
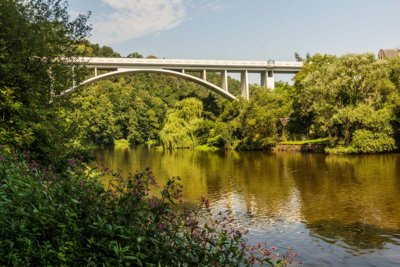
[294, 53, 397, 153]
[0, 0, 91, 161]
[294, 52, 304, 62]
[75, 40, 121, 57]
[160, 98, 204, 148]
[232, 86, 293, 150]
[127, 52, 143, 58]
[68, 87, 117, 145]
[291, 54, 336, 136]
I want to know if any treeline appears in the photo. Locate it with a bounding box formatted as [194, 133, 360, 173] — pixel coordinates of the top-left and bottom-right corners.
[65, 51, 400, 154]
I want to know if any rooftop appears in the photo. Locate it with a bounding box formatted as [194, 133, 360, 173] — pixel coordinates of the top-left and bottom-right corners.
[378, 49, 400, 59]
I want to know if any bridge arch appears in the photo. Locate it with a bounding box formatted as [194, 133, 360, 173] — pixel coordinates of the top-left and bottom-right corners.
[62, 68, 237, 100]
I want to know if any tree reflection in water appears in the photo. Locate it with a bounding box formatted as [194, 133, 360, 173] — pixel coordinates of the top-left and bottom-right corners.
[98, 147, 400, 265]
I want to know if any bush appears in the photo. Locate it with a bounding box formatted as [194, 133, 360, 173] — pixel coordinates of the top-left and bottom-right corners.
[0, 152, 297, 266]
[351, 130, 396, 153]
[325, 130, 396, 154]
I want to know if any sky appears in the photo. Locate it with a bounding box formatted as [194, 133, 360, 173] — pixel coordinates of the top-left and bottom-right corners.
[68, 0, 400, 61]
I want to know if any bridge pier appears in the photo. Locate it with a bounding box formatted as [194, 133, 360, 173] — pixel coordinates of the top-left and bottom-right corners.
[261, 71, 267, 87]
[221, 70, 228, 91]
[94, 67, 98, 77]
[267, 70, 275, 89]
[241, 70, 249, 99]
[201, 69, 207, 81]
[261, 71, 275, 89]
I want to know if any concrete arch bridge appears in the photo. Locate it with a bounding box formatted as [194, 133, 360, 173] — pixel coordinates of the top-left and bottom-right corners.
[65, 57, 303, 100]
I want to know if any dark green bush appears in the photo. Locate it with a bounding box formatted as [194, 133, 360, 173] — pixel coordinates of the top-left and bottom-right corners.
[0, 152, 297, 266]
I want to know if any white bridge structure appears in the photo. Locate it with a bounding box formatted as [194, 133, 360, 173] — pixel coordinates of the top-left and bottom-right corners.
[67, 57, 303, 100]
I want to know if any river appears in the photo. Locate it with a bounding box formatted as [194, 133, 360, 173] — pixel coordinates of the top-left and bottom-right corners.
[97, 146, 400, 266]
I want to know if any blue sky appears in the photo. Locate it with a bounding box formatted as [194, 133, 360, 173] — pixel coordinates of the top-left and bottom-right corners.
[68, 0, 400, 61]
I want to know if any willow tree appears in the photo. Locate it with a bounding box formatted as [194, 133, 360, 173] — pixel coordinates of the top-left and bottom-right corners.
[160, 98, 204, 149]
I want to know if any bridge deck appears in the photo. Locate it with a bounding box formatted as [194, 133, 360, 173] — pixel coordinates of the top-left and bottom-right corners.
[80, 57, 303, 74]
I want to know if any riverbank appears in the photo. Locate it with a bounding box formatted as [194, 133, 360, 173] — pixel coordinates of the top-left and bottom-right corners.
[274, 138, 328, 152]
[274, 143, 326, 152]
[112, 138, 399, 155]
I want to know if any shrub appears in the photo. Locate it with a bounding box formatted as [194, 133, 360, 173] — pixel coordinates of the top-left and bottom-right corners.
[0, 152, 298, 266]
[351, 130, 396, 153]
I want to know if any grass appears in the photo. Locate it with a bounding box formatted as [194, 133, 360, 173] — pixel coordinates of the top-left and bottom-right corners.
[114, 139, 130, 148]
[279, 138, 330, 145]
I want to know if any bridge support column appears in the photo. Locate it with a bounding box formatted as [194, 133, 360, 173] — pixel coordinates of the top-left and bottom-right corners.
[201, 69, 207, 81]
[267, 70, 275, 89]
[240, 70, 249, 99]
[94, 67, 98, 77]
[261, 71, 267, 87]
[181, 69, 185, 74]
[221, 70, 228, 91]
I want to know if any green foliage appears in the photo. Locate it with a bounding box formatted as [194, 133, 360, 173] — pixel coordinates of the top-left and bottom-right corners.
[292, 53, 400, 153]
[68, 89, 117, 145]
[231, 86, 293, 150]
[75, 40, 121, 57]
[114, 139, 130, 148]
[0, 153, 294, 266]
[329, 105, 394, 145]
[160, 98, 205, 148]
[387, 57, 400, 147]
[127, 51, 143, 58]
[207, 121, 234, 148]
[195, 144, 220, 151]
[66, 71, 234, 148]
[0, 0, 90, 160]
[350, 130, 395, 153]
[279, 138, 329, 145]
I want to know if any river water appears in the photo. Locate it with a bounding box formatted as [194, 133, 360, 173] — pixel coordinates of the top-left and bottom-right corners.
[97, 147, 400, 266]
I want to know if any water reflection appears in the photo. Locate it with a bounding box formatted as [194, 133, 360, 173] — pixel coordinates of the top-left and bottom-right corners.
[307, 220, 400, 250]
[98, 147, 400, 266]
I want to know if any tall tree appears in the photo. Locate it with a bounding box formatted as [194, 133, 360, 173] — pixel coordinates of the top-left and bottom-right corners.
[232, 86, 293, 150]
[0, 0, 91, 159]
[293, 53, 397, 152]
[160, 98, 204, 148]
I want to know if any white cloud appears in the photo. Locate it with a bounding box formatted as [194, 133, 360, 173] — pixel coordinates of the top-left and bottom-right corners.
[91, 0, 187, 44]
